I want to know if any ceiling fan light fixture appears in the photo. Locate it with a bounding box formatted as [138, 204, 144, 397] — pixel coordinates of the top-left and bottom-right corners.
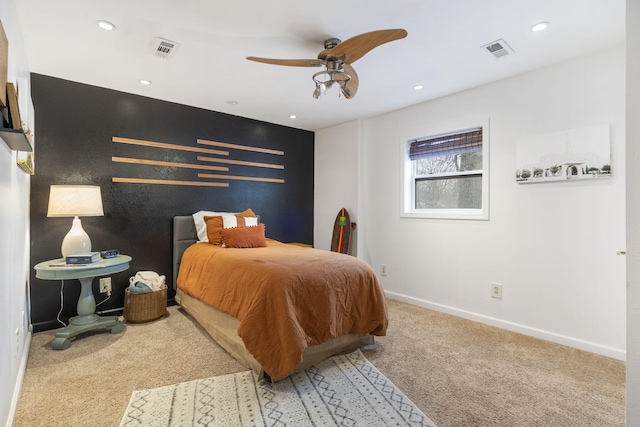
[312, 69, 352, 99]
[323, 80, 334, 92]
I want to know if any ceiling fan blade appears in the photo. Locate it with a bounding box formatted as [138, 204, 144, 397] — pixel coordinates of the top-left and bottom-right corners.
[327, 29, 408, 64]
[246, 56, 323, 67]
[342, 64, 359, 99]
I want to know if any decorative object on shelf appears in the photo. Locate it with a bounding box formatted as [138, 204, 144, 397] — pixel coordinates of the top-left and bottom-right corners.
[17, 124, 35, 173]
[17, 152, 34, 175]
[6, 82, 21, 129]
[47, 185, 104, 257]
[0, 20, 7, 108]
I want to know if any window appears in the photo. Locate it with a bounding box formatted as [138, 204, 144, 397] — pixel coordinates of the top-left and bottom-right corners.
[402, 124, 489, 220]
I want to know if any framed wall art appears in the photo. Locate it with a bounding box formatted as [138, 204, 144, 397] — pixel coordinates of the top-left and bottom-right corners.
[515, 124, 611, 184]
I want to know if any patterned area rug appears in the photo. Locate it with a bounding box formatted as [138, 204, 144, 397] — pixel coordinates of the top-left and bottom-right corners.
[120, 349, 436, 426]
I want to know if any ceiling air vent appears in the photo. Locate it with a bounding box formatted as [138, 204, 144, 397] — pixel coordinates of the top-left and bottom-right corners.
[481, 38, 514, 59]
[150, 37, 180, 59]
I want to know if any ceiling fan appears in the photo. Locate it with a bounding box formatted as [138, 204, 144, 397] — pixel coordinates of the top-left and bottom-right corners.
[246, 29, 408, 99]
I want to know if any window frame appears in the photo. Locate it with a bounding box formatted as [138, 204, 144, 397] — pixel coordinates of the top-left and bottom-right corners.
[401, 119, 490, 220]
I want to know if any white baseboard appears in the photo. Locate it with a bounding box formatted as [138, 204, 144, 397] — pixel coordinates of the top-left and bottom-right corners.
[6, 330, 32, 427]
[385, 291, 625, 361]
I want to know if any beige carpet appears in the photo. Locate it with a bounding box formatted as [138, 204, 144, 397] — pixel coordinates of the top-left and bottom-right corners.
[13, 299, 625, 427]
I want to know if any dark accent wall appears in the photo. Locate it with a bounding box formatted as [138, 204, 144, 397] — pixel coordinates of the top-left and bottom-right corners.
[30, 74, 314, 332]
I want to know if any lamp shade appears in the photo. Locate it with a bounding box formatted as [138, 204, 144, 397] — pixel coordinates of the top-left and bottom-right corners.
[47, 185, 104, 217]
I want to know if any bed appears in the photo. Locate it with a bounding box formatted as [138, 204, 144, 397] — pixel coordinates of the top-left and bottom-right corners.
[172, 215, 387, 381]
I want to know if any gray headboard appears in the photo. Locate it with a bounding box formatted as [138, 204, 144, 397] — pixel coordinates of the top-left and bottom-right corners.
[172, 215, 260, 290]
[173, 216, 197, 290]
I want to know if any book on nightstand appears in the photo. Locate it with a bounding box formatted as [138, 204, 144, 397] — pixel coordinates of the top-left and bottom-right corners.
[66, 252, 101, 264]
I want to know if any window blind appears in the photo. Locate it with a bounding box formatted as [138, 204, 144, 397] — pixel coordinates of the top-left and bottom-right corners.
[409, 128, 482, 160]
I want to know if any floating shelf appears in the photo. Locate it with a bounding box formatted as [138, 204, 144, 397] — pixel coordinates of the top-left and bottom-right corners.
[0, 128, 33, 152]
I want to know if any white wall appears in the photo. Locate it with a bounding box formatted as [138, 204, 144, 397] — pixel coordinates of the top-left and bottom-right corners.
[317, 46, 626, 360]
[314, 120, 361, 253]
[627, 0, 640, 422]
[0, 0, 32, 426]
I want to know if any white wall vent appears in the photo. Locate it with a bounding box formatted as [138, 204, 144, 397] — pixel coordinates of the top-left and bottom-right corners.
[150, 37, 180, 59]
[481, 38, 514, 59]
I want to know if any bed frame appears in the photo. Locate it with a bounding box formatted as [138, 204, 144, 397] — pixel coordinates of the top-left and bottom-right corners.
[172, 216, 374, 379]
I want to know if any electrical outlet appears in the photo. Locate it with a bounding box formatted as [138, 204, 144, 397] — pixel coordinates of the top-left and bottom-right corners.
[380, 264, 388, 277]
[491, 283, 502, 299]
[99, 277, 112, 294]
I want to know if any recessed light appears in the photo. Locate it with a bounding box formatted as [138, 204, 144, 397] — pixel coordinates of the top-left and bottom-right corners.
[97, 20, 116, 31]
[139, 79, 152, 85]
[227, 100, 239, 105]
[289, 115, 297, 119]
[531, 22, 549, 32]
[413, 85, 424, 90]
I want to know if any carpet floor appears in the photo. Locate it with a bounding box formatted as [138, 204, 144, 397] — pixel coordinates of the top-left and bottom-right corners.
[13, 299, 625, 427]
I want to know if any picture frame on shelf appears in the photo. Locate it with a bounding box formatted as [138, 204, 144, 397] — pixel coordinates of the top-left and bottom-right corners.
[0, 20, 7, 108]
[6, 82, 21, 129]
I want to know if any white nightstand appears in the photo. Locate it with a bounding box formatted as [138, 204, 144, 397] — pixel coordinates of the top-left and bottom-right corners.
[34, 255, 131, 350]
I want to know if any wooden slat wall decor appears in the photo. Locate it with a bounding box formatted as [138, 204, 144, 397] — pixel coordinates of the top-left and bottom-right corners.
[197, 155, 284, 170]
[113, 136, 229, 156]
[112, 177, 229, 187]
[197, 139, 285, 156]
[112, 156, 229, 171]
[198, 173, 285, 184]
[112, 136, 284, 188]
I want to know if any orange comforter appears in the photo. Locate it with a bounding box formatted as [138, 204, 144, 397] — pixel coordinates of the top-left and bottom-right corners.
[177, 240, 388, 380]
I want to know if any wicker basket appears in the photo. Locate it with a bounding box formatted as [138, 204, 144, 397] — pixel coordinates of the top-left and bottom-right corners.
[123, 287, 167, 323]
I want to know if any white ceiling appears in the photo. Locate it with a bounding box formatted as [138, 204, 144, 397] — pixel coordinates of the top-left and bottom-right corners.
[14, 0, 625, 132]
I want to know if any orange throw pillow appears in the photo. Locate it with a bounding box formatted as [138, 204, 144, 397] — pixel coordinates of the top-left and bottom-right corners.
[204, 216, 225, 245]
[237, 208, 256, 219]
[219, 224, 267, 248]
[204, 208, 258, 245]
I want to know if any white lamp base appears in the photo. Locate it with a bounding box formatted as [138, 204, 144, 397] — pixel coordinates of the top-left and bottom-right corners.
[61, 216, 92, 257]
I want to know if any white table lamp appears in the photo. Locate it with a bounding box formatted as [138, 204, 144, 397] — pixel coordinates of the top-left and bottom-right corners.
[47, 185, 104, 257]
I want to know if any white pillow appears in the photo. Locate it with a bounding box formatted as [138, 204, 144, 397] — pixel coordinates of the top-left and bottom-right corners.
[192, 211, 224, 242]
[192, 211, 259, 242]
